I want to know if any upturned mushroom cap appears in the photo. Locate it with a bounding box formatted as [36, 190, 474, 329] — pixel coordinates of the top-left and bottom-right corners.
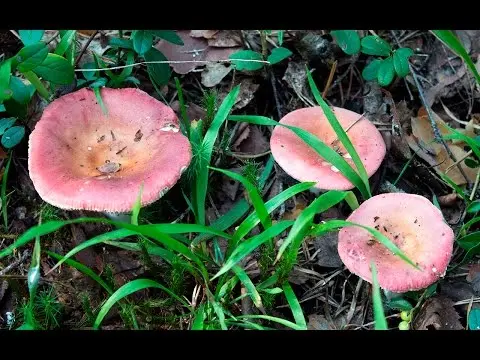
[270, 106, 386, 190]
[28, 87, 192, 213]
[337, 193, 454, 292]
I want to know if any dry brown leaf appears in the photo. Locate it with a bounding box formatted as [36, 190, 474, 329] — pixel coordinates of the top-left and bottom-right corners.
[313, 232, 343, 268]
[231, 123, 250, 150]
[190, 30, 219, 39]
[200, 63, 232, 87]
[425, 65, 466, 106]
[437, 193, 459, 207]
[171, 101, 206, 122]
[233, 126, 270, 155]
[155, 30, 241, 75]
[407, 109, 477, 185]
[413, 296, 464, 330]
[233, 78, 260, 110]
[467, 264, 480, 283]
[207, 31, 242, 48]
[282, 199, 307, 220]
[308, 314, 347, 330]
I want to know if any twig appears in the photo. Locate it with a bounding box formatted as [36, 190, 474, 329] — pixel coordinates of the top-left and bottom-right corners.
[270, 70, 283, 120]
[470, 169, 480, 202]
[409, 64, 471, 187]
[46, 31, 60, 45]
[9, 30, 20, 40]
[0, 250, 30, 276]
[322, 60, 338, 98]
[74, 30, 100, 68]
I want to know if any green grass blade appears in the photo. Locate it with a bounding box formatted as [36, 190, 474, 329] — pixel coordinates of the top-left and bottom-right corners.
[232, 265, 263, 310]
[212, 220, 294, 280]
[191, 304, 206, 330]
[54, 30, 76, 57]
[232, 181, 315, 244]
[131, 185, 143, 225]
[94, 278, 190, 329]
[174, 77, 190, 136]
[196, 85, 240, 225]
[282, 281, 307, 329]
[206, 289, 228, 330]
[257, 272, 280, 290]
[276, 190, 348, 262]
[235, 315, 304, 330]
[226, 320, 273, 330]
[228, 115, 370, 199]
[430, 30, 480, 85]
[210, 166, 272, 230]
[306, 67, 371, 196]
[217, 275, 239, 299]
[310, 219, 419, 269]
[2, 152, 12, 229]
[46, 250, 113, 294]
[371, 262, 388, 330]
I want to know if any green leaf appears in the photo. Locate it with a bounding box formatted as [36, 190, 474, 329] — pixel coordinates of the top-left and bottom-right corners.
[457, 231, 480, 251]
[267, 47, 292, 65]
[0, 117, 16, 135]
[18, 30, 44, 46]
[109, 51, 135, 87]
[144, 47, 171, 86]
[377, 56, 395, 86]
[81, 62, 98, 81]
[15, 42, 49, 73]
[9, 76, 34, 104]
[431, 30, 480, 86]
[108, 37, 134, 50]
[362, 59, 383, 81]
[371, 262, 388, 330]
[32, 54, 74, 85]
[278, 30, 284, 46]
[393, 47, 414, 78]
[467, 200, 480, 214]
[191, 304, 206, 330]
[469, 308, 480, 330]
[229, 50, 264, 71]
[54, 30, 77, 57]
[306, 69, 371, 197]
[386, 298, 413, 311]
[465, 158, 480, 168]
[0, 104, 5, 112]
[331, 30, 361, 55]
[1, 126, 25, 148]
[0, 60, 12, 103]
[132, 30, 153, 56]
[232, 266, 263, 310]
[282, 282, 307, 329]
[361, 35, 392, 56]
[151, 30, 184, 45]
[93, 279, 190, 329]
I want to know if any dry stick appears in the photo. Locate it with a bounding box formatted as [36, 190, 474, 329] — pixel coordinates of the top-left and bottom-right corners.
[74, 30, 99, 68]
[0, 250, 30, 276]
[322, 60, 338, 98]
[409, 64, 471, 188]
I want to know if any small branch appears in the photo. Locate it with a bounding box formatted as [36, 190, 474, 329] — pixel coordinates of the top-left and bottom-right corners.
[74, 30, 99, 68]
[0, 250, 30, 276]
[322, 60, 338, 97]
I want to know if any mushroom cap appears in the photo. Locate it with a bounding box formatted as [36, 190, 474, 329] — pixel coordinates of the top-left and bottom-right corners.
[337, 193, 454, 292]
[270, 106, 386, 190]
[28, 87, 192, 213]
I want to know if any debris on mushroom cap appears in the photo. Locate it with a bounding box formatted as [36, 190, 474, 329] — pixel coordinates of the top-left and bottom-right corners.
[337, 193, 455, 292]
[28, 87, 192, 213]
[270, 106, 386, 190]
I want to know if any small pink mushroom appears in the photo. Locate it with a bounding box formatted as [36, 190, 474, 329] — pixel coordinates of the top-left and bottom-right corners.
[28, 87, 192, 213]
[270, 106, 386, 190]
[337, 193, 455, 292]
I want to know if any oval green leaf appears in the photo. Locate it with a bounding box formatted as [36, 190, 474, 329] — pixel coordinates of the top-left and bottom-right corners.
[32, 53, 74, 85]
[229, 50, 264, 71]
[132, 30, 153, 56]
[1, 125, 25, 148]
[144, 47, 171, 86]
[0, 60, 12, 102]
[151, 30, 184, 45]
[16, 42, 49, 73]
[467, 200, 480, 214]
[331, 30, 361, 55]
[267, 47, 292, 65]
[393, 47, 414, 78]
[18, 30, 44, 46]
[377, 56, 395, 86]
[362, 58, 383, 81]
[361, 35, 392, 56]
[0, 117, 16, 135]
[9, 76, 34, 104]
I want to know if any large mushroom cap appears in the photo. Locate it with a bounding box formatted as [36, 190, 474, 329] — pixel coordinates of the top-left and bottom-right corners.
[28, 87, 192, 213]
[270, 106, 386, 190]
[337, 193, 454, 292]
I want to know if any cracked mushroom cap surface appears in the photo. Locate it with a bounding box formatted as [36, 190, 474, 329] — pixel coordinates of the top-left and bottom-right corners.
[337, 193, 455, 292]
[270, 106, 386, 190]
[28, 87, 192, 212]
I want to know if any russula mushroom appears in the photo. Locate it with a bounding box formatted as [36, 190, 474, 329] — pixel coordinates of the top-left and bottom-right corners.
[270, 106, 386, 191]
[28, 87, 192, 216]
[337, 193, 455, 292]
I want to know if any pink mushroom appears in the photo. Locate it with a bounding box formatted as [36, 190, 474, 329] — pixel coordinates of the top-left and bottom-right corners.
[270, 106, 386, 191]
[28, 87, 192, 214]
[337, 193, 455, 292]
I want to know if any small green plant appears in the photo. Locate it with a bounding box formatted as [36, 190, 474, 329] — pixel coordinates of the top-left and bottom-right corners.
[331, 30, 414, 87]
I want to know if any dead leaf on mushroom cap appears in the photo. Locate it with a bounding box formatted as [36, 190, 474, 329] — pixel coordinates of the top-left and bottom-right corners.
[155, 30, 241, 75]
[406, 107, 477, 186]
[413, 295, 464, 330]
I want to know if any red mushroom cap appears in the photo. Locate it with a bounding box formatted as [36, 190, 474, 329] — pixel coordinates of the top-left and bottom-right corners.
[337, 193, 454, 292]
[270, 106, 386, 190]
[28, 87, 192, 212]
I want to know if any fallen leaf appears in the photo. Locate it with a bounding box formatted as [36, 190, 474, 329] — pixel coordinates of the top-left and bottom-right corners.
[190, 30, 219, 39]
[282, 199, 307, 221]
[313, 232, 343, 268]
[155, 30, 241, 75]
[467, 264, 480, 283]
[438, 193, 459, 207]
[207, 31, 242, 48]
[407, 108, 477, 185]
[413, 295, 464, 330]
[233, 78, 260, 110]
[233, 126, 270, 155]
[171, 100, 206, 122]
[307, 314, 347, 330]
[425, 65, 466, 107]
[231, 122, 250, 150]
[201, 63, 232, 88]
[283, 60, 308, 97]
